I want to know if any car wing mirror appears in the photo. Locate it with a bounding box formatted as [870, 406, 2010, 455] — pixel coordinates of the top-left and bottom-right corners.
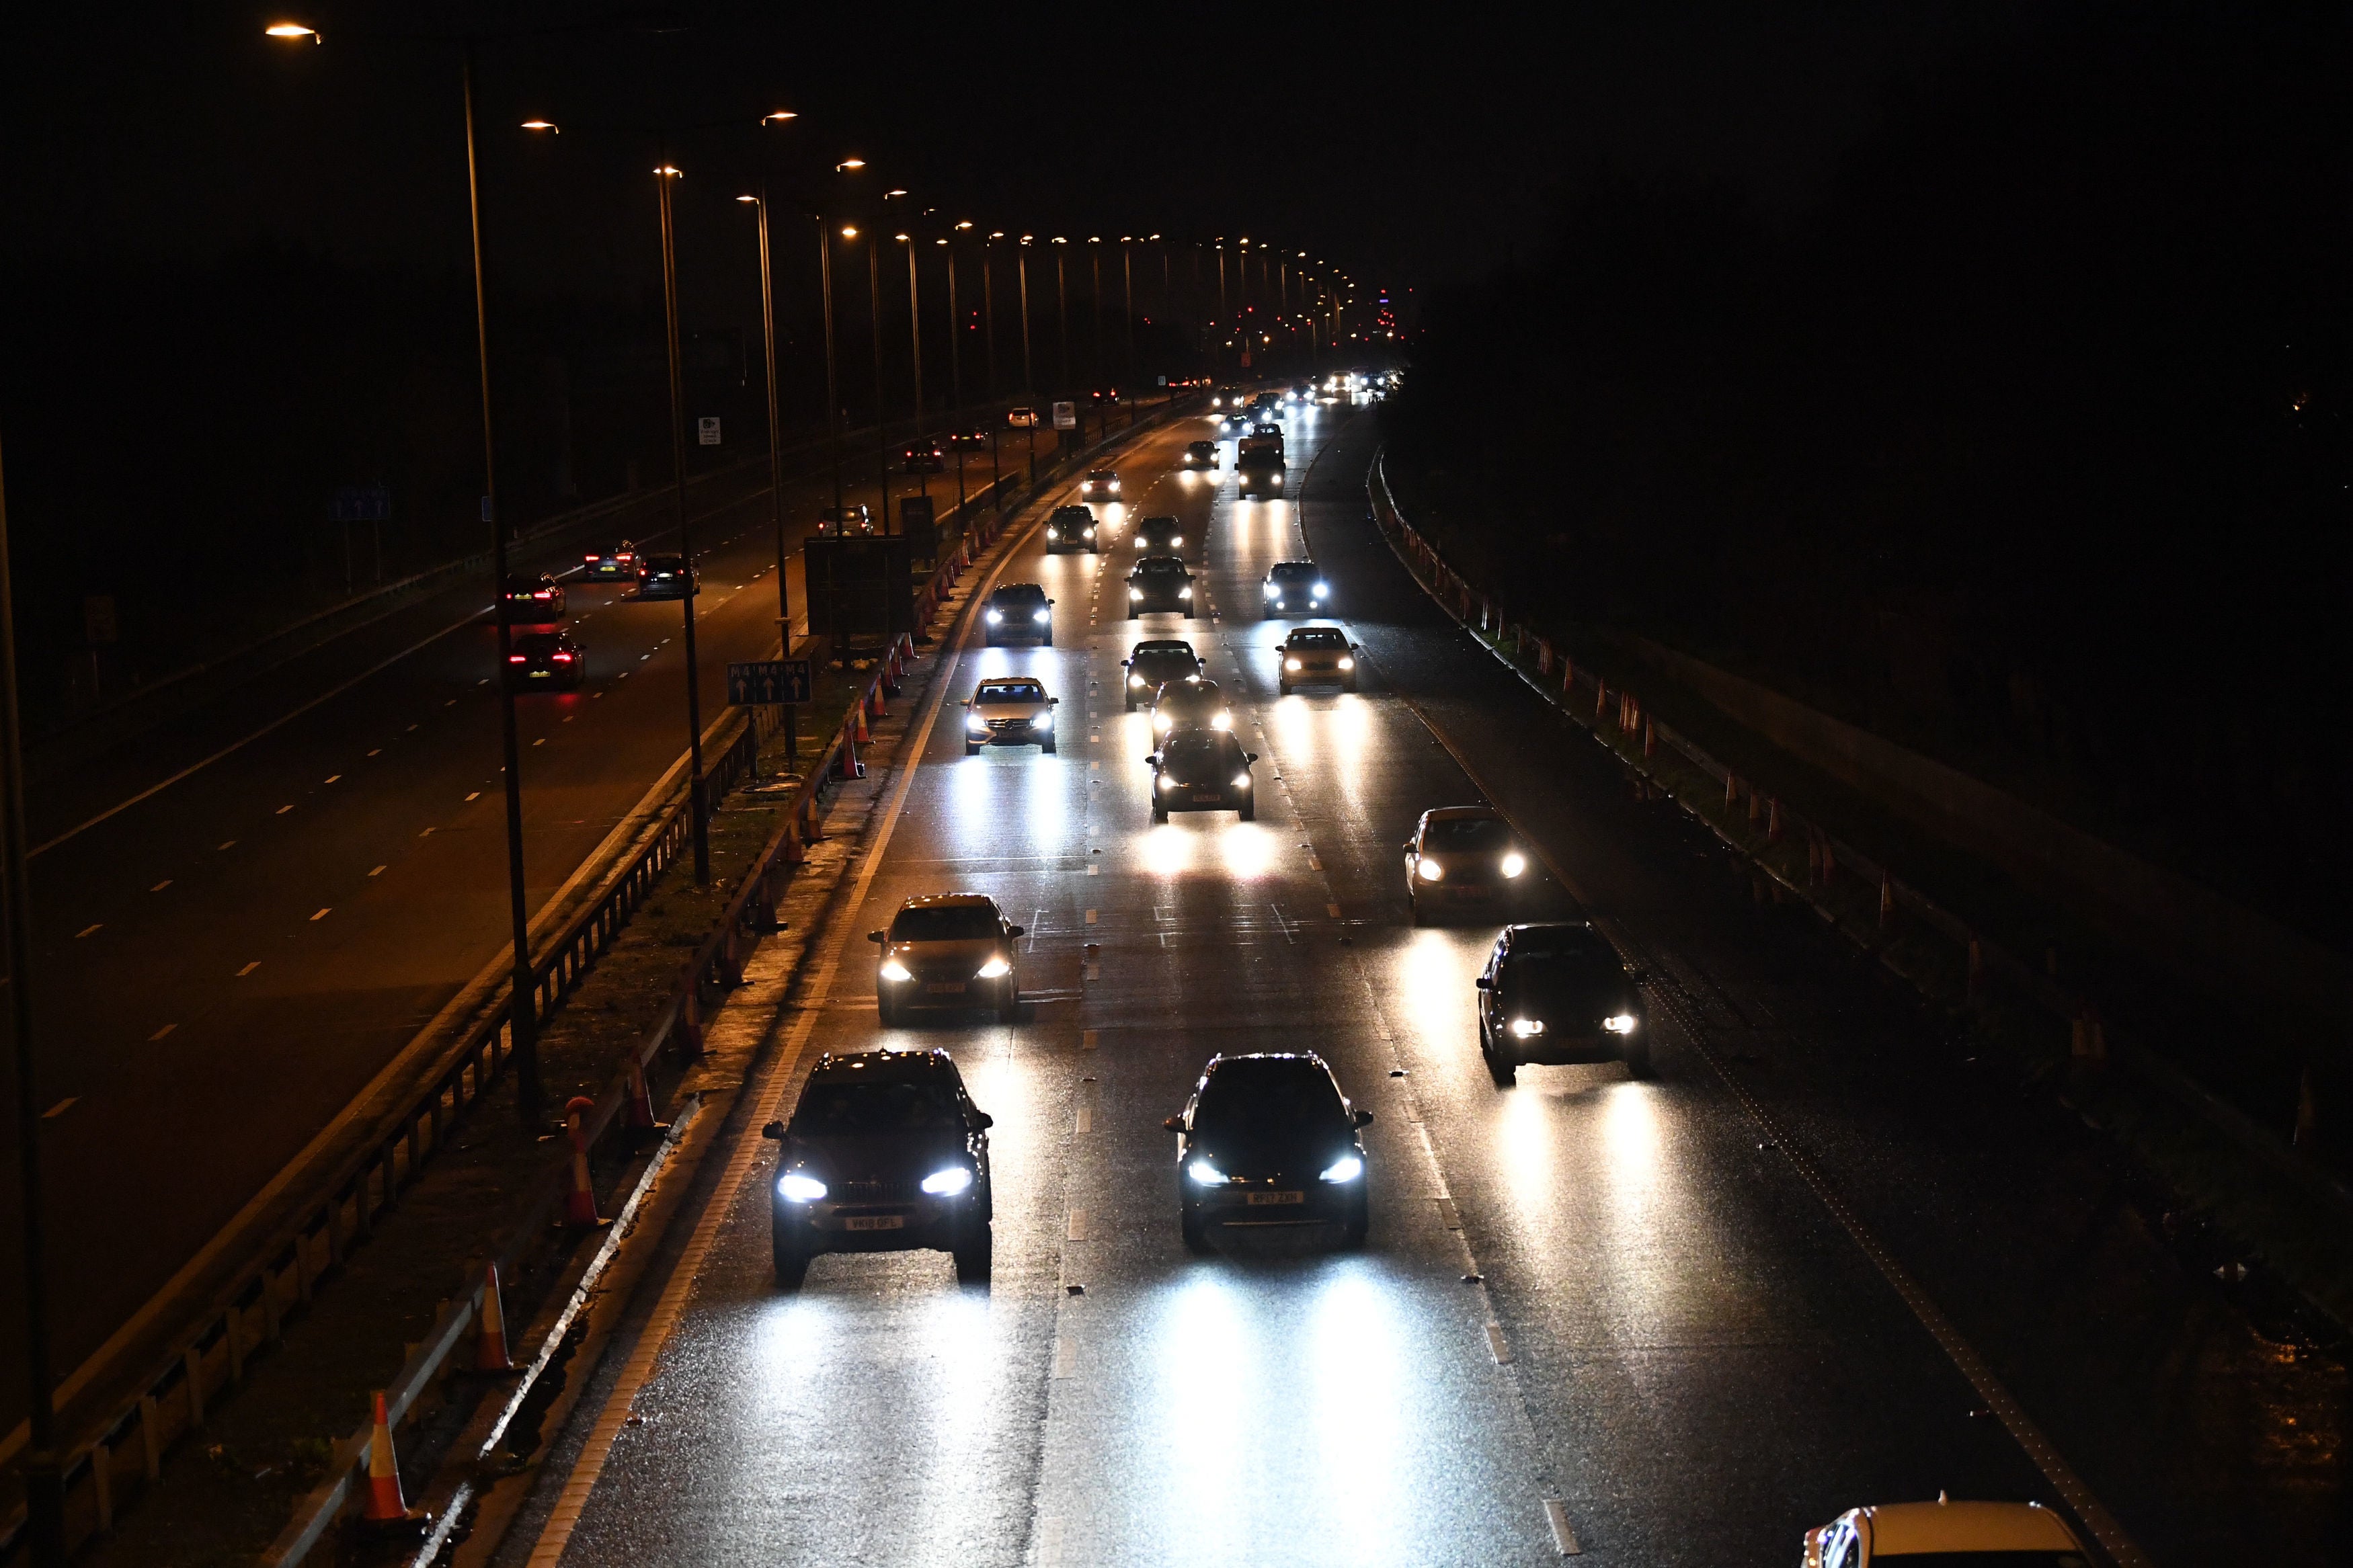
[760, 1120, 785, 1140]
[971, 1111, 995, 1130]
[1145, 754, 1160, 766]
[1402, 841, 1417, 854]
[1245, 752, 1259, 764]
[867, 930, 887, 943]
[1352, 1109, 1375, 1128]
[1006, 923, 1027, 938]
[1049, 698, 1060, 706]
[1161, 1115, 1187, 1134]
[1474, 976, 1492, 990]
[1120, 659, 1131, 667]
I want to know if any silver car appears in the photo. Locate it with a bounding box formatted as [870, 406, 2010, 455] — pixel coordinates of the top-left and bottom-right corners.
[963, 675, 1059, 755]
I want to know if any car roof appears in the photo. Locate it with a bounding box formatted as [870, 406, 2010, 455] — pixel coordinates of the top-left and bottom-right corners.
[1862, 1501, 2083, 1555]
[1199, 1050, 1337, 1086]
[975, 677, 1045, 694]
[992, 582, 1047, 598]
[1268, 561, 1317, 574]
[1423, 804, 1503, 825]
[895, 892, 1002, 913]
[1187, 438, 1215, 446]
[1162, 678, 1220, 696]
[1052, 503, 1091, 515]
[1140, 514, 1179, 526]
[1133, 555, 1187, 569]
[1285, 624, 1347, 638]
[1131, 640, 1195, 655]
[1088, 468, 1117, 477]
[1500, 923, 1616, 959]
[806, 1047, 963, 1087]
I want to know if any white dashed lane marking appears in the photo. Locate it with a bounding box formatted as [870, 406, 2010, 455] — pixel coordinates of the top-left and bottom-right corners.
[310, 909, 331, 921]
[235, 962, 260, 977]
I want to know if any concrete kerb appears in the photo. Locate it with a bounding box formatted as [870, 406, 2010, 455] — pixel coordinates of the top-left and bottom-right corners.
[241, 401, 1183, 1565]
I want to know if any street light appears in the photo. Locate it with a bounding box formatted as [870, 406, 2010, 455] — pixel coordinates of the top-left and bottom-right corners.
[735, 188, 791, 658]
[893, 231, 926, 507]
[652, 162, 711, 884]
[1052, 237, 1070, 395]
[272, 25, 546, 1146]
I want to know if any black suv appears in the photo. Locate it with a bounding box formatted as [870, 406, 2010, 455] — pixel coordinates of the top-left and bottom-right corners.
[1133, 514, 1187, 554]
[1146, 731, 1257, 821]
[763, 1049, 996, 1288]
[637, 554, 698, 599]
[1476, 922, 1650, 1084]
[1121, 639, 1203, 711]
[1126, 556, 1196, 616]
[984, 583, 1054, 646]
[1262, 561, 1327, 614]
[1165, 1052, 1371, 1251]
[1044, 504, 1099, 554]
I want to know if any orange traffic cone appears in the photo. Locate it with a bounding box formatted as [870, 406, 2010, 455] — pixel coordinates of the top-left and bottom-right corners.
[625, 1058, 659, 1134]
[475, 1264, 516, 1372]
[852, 696, 870, 744]
[563, 1096, 600, 1227]
[360, 1389, 411, 1524]
[870, 680, 888, 719]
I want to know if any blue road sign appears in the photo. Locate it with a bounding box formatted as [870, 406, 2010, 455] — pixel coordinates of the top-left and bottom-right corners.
[727, 659, 813, 706]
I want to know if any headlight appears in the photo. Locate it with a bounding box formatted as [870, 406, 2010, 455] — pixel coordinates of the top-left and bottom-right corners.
[1417, 858, 1443, 882]
[1285, 658, 1302, 671]
[1263, 583, 1277, 595]
[1501, 852, 1527, 878]
[1603, 1014, 1640, 1034]
[1509, 1018, 1547, 1038]
[1109, 481, 1120, 491]
[1178, 585, 1192, 599]
[1083, 527, 1095, 538]
[1045, 529, 1057, 540]
[1311, 582, 1328, 597]
[920, 1166, 975, 1196]
[1230, 772, 1251, 789]
[1318, 1155, 1363, 1183]
[1129, 587, 1143, 599]
[879, 958, 912, 982]
[1169, 536, 1183, 547]
[1209, 713, 1232, 732]
[777, 1173, 828, 1203]
[986, 609, 1003, 623]
[1156, 774, 1173, 790]
[1186, 1159, 1227, 1185]
[974, 956, 1012, 979]
[1338, 657, 1355, 670]
[1129, 675, 1145, 688]
[1152, 712, 1172, 733]
[967, 714, 989, 733]
[1035, 710, 1053, 729]
[1033, 609, 1050, 623]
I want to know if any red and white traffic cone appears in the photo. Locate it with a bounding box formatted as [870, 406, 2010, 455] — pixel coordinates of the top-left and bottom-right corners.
[626, 1057, 659, 1134]
[563, 1096, 599, 1227]
[836, 730, 863, 780]
[360, 1390, 413, 1525]
[852, 696, 870, 744]
[678, 987, 706, 1055]
[475, 1264, 516, 1373]
[870, 680, 888, 719]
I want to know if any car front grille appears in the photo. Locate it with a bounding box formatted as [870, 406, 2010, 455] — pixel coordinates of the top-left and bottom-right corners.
[829, 1178, 922, 1204]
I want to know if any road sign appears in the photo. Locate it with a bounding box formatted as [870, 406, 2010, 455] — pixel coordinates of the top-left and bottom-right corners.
[331, 485, 391, 523]
[727, 658, 813, 706]
[1051, 401, 1076, 430]
[699, 416, 722, 446]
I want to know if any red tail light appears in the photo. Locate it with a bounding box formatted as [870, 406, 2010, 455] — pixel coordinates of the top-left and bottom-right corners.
[508, 655, 526, 663]
[553, 653, 573, 662]
[534, 590, 552, 599]
[584, 554, 599, 563]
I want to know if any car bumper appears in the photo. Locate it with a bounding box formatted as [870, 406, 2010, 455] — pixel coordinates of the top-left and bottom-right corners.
[774, 1193, 984, 1254]
[1283, 664, 1351, 685]
[1413, 880, 1525, 906]
[970, 725, 1050, 745]
[1186, 1183, 1359, 1227]
[1159, 787, 1248, 812]
[1493, 1032, 1640, 1067]
[881, 975, 1016, 1010]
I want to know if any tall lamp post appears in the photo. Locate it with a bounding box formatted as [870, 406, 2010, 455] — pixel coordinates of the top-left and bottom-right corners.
[982, 231, 1002, 405]
[276, 24, 545, 1139]
[823, 159, 864, 519]
[653, 161, 711, 884]
[893, 229, 926, 506]
[736, 180, 791, 651]
[1053, 238, 1071, 396]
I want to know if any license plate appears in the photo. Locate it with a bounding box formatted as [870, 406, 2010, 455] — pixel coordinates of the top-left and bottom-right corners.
[1245, 1190, 1305, 1206]
[926, 981, 966, 995]
[843, 1214, 905, 1231]
[1193, 792, 1220, 802]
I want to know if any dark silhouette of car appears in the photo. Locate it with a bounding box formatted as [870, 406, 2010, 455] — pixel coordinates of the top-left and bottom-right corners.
[1275, 625, 1359, 694]
[636, 554, 698, 598]
[1121, 639, 1203, 711]
[762, 1048, 996, 1288]
[868, 893, 1026, 1025]
[1476, 921, 1650, 1084]
[984, 583, 1053, 645]
[1126, 556, 1196, 616]
[1147, 731, 1257, 821]
[1164, 1052, 1371, 1251]
[1081, 469, 1123, 499]
[506, 630, 585, 690]
[1404, 805, 1537, 925]
[1262, 561, 1328, 614]
[1179, 440, 1220, 469]
[502, 574, 565, 620]
[1133, 515, 1187, 554]
[1043, 505, 1099, 553]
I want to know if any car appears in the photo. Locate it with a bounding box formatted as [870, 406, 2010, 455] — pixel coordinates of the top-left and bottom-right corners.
[983, 583, 1054, 645]
[1146, 730, 1258, 821]
[1132, 514, 1187, 554]
[1164, 1052, 1371, 1250]
[1150, 677, 1232, 737]
[506, 629, 585, 690]
[1249, 393, 1283, 419]
[1404, 805, 1536, 925]
[1043, 504, 1100, 553]
[1290, 382, 1316, 403]
[902, 440, 946, 472]
[1275, 625, 1359, 694]
[963, 675, 1059, 755]
[761, 1047, 996, 1288]
[944, 427, 991, 450]
[1218, 407, 1252, 433]
[867, 894, 1026, 1026]
[1007, 405, 1040, 427]
[1088, 386, 1121, 405]
[1803, 1499, 2091, 1568]
[1263, 561, 1329, 614]
[582, 546, 637, 580]
[502, 573, 565, 620]
[818, 503, 875, 536]
[1476, 922, 1648, 1084]
[1210, 386, 1246, 409]
[1121, 639, 1203, 711]
[1126, 555, 1196, 616]
[636, 554, 698, 598]
[1179, 440, 1220, 469]
[1080, 469, 1123, 500]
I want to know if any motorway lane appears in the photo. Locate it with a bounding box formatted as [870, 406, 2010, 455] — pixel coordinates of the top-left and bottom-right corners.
[0, 403, 1114, 1437]
[515, 401, 2091, 1567]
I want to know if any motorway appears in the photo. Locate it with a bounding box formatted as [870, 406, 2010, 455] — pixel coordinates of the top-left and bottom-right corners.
[0, 409, 1083, 1437]
[482, 405, 2311, 1565]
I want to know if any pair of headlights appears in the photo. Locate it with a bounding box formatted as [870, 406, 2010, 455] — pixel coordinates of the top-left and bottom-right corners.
[879, 955, 1012, 981]
[1187, 1155, 1360, 1185]
[1156, 774, 1250, 790]
[1507, 1014, 1636, 1037]
[1416, 852, 1527, 882]
[967, 712, 1049, 733]
[1281, 656, 1357, 672]
[779, 1166, 973, 1204]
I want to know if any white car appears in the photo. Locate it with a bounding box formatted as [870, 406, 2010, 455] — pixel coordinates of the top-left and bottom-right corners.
[1804, 1499, 2089, 1567]
[1007, 406, 1040, 427]
[963, 676, 1059, 756]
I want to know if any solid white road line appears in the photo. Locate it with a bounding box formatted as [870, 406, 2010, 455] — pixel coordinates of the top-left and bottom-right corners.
[1544, 1498, 1582, 1555]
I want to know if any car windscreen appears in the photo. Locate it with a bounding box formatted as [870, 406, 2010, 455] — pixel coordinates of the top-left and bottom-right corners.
[1192, 1062, 1347, 1143]
[993, 585, 1047, 604]
[791, 1078, 964, 1134]
[1503, 952, 1626, 1000]
[514, 634, 563, 655]
[1289, 629, 1348, 649]
[1163, 682, 1220, 705]
[1269, 564, 1318, 583]
[1052, 507, 1090, 520]
[1162, 733, 1241, 770]
[1135, 654, 1194, 679]
[1135, 559, 1187, 575]
[975, 682, 1042, 702]
[889, 906, 1002, 942]
[642, 556, 684, 571]
[1424, 818, 1514, 852]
